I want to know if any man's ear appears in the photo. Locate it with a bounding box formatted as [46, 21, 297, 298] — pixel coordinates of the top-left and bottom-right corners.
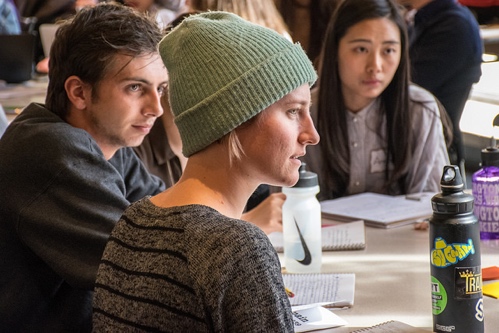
[65, 75, 90, 110]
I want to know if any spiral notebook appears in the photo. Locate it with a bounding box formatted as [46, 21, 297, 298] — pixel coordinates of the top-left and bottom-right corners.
[268, 220, 366, 252]
[350, 320, 431, 332]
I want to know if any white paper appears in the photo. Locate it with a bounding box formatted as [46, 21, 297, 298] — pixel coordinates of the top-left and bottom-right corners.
[283, 273, 355, 307]
[292, 304, 348, 332]
[320, 192, 434, 228]
[269, 220, 366, 252]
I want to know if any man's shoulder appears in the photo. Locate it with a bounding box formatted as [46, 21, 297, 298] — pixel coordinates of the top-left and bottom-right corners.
[4, 103, 97, 153]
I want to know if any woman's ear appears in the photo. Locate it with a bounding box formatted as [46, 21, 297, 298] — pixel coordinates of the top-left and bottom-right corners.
[64, 75, 90, 110]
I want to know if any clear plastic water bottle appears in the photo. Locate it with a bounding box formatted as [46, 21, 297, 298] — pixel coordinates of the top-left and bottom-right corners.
[472, 146, 499, 240]
[282, 162, 322, 273]
[430, 165, 484, 333]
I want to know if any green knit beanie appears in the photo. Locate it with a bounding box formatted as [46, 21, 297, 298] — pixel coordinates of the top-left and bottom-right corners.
[159, 11, 317, 157]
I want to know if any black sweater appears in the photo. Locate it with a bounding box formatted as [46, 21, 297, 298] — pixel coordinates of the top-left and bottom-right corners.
[0, 103, 164, 332]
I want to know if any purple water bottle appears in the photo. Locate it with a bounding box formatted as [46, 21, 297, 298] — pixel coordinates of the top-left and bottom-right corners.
[472, 146, 499, 240]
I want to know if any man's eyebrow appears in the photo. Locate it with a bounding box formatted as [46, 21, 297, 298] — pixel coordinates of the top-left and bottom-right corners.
[121, 77, 168, 86]
[121, 77, 150, 84]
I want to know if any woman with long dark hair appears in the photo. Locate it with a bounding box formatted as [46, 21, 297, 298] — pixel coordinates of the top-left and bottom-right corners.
[304, 0, 449, 200]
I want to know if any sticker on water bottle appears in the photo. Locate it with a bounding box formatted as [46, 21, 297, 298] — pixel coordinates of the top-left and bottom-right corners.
[454, 266, 482, 299]
[430, 237, 475, 268]
[431, 276, 447, 315]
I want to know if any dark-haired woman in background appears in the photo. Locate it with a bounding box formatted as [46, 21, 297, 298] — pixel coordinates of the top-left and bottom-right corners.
[304, 0, 449, 200]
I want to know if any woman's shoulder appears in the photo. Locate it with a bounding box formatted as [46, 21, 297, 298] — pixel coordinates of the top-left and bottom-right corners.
[188, 208, 272, 247]
[408, 84, 441, 118]
[196, 209, 267, 240]
[409, 83, 437, 104]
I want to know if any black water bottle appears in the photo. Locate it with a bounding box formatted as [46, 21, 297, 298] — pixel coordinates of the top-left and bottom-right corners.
[430, 165, 484, 333]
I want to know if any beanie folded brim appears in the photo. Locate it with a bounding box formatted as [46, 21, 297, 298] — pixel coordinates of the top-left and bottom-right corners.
[176, 43, 317, 157]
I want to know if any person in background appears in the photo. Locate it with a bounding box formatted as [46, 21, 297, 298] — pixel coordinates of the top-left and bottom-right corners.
[189, 0, 290, 39]
[306, 0, 341, 66]
[398, 0, 482, 172]
[123, 0, 187, 29]
[276, 0, 341, 66]
[303, 0, 449, 200]
[459, 0, 499, 24]
[0, 3, 167, 331]
[0, 0, 21, 33]
[34, 0, 186, 73]
[34, 0, 101, 74]
[14, 0, 78, 64]
[93, 11, 319, 331]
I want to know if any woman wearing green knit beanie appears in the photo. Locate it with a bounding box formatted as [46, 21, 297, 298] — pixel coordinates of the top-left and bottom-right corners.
[93, 11, 319, 331]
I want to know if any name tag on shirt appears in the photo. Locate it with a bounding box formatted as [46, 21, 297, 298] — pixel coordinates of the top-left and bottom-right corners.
[370, 149, 386, 173]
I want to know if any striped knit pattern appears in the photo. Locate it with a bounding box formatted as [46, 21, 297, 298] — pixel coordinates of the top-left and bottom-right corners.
[92, 198, 293, 332]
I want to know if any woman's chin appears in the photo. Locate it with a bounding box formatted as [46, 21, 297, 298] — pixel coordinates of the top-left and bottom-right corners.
[282, 175, 300, 188]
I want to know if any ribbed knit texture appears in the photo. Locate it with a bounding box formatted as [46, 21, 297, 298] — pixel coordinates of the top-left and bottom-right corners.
[159, 11, 317, 157]
[92, 198, 294, 332]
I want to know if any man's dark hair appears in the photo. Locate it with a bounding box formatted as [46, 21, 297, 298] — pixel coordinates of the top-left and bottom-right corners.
[45, 2, 163, 119]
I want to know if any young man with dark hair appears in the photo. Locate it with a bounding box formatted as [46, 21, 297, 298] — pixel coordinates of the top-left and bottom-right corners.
[0, 3, 167, 331]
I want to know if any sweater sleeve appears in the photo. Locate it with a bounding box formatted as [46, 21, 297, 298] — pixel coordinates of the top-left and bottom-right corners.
[188, 219, 294, 332]
[109, 148, 165, 202]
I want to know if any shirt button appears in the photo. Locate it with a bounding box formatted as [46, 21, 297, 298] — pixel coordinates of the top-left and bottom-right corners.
[355, 181, 360, 186]
[353, 117, 358, 123]
[352, 142, 358, 148]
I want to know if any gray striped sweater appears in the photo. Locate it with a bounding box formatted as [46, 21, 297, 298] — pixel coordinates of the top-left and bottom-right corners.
[92, 198, 293, 332]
